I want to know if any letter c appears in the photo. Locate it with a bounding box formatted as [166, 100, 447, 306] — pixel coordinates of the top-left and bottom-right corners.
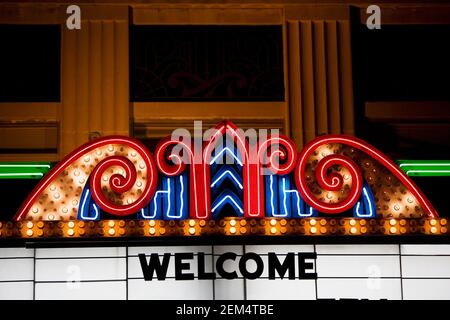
[216, 252, 238, 279]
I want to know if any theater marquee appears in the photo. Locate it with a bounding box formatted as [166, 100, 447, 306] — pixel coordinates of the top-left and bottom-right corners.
[0, 120, 446, 242]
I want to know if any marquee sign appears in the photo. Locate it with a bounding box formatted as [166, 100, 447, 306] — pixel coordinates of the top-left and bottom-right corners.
[0, 121, 447, 241]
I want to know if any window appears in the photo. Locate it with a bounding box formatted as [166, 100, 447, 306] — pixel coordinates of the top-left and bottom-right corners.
[0, 25, 61, 102]
[130, 25, 284, 101]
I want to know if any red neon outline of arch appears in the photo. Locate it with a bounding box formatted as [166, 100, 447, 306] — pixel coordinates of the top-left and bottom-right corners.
[14, 136, 158, 221]
[202, 121, 252, 218]
[154, 138, 205, 218]
[202, 121, 298, 218]
[295, 134, 438, 218]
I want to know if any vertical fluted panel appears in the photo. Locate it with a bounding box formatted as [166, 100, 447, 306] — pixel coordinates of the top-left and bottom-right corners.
[60, 18, 129, 157]
[89, 21, 102, 135]
[287, 21, 303, 150]
[114, 21, 129, 136]
[61, 27, 77, 156]
[325, 21, 341, 134]
[313, 21, 328, 136]
[101, 21, 115, 137]
[299, 21, 315, 144]
[338, 21, 355, 135]
[287, 19, 355, 147]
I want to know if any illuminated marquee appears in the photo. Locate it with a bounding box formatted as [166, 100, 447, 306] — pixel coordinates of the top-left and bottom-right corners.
[1, 120, 445, 240]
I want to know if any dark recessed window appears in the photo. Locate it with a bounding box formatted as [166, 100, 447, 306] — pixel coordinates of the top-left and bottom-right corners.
[352, 23, 450, 159]
[0, 25, 61, 102]
[0, 179, 40, 221]
[130, 25, 284, 101]
[355, 25, 450, 101]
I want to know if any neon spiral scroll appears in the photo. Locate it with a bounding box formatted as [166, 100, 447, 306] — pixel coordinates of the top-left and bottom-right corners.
[295, 134, 438, 218]
[14, 136, 158, 221]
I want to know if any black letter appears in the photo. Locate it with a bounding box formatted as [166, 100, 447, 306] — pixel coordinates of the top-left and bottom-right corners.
[239, 252, 264, 280]
[139, 253, 170, 281]
[198, 253, 216, 280]
[298, 252, 317, 279]
[268, 252, 295, 280]
[175, 253, 195, 280]
[216, 252, 238, 279]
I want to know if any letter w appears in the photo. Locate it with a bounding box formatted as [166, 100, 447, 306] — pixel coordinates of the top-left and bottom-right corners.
[139, 253, 171, 281]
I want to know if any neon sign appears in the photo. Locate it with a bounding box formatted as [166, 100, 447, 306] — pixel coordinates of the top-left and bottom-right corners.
[14, 120, 437, 221]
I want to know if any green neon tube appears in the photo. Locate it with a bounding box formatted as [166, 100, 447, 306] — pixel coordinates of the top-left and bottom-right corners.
[396, 160, 450, 177]
[0, 162, 53, 179]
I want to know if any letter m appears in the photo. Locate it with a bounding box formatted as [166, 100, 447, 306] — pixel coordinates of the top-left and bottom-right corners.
[139, 253, 171, 281]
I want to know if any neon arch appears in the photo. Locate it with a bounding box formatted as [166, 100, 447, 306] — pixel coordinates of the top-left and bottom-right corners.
[14, 121, 438, 221]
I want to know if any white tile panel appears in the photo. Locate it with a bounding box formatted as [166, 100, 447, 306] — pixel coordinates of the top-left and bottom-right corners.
[35, 258, 126, 281]
[128, 246, 212, 256]
[245, 245, 314, 255]
[246, 279, 316, 300]
[128, 279, 213, 300]
[213, 245, 243, 255]
[401, 245, 450, 255]
[0, 258, 34, 281]
[0, 282, 33, 300]
[35, 281, 126, 300]
[317, 279, 402, 300]
[401, 256, 450, 278]
[316, 255, 400, 278]
[36, 247, 126, 258]
[214, 279, 245, 300]
[403, 279, 450, 300]
[0, 248, 34, 258]
[316, 245, 399, 255]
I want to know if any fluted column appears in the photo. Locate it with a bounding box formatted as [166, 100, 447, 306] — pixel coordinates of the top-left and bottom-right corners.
[60, 6, 129, 157]
[287, 12, 355, 149]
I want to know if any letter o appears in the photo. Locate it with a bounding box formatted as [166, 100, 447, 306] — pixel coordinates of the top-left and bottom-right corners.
[239, 252, 264, 280]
